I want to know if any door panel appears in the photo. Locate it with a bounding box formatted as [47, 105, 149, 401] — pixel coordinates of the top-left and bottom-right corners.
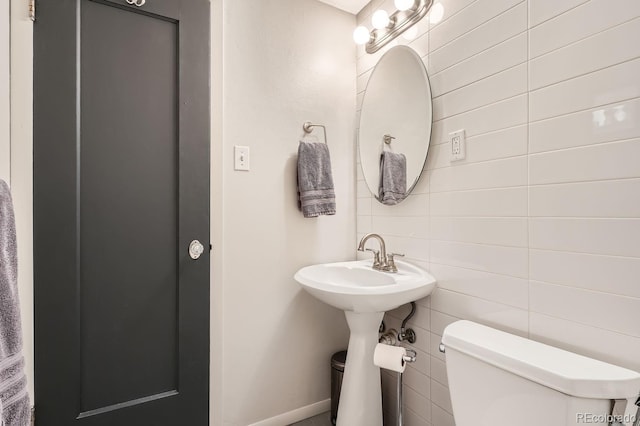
[81, 1, 179, 412]
[34, 1, 210, 425]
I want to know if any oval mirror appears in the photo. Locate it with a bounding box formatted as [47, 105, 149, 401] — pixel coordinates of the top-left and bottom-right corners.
[358, 45, 433, 205]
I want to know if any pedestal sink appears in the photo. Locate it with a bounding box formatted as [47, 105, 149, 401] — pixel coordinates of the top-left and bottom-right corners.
[294, 260, 436, 426]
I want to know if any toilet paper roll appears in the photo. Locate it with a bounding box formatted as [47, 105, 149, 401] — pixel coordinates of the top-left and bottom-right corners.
[373, 343, 407, 373]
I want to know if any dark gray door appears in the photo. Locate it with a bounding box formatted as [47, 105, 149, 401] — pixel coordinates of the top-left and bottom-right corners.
[33, 1, 210, 425]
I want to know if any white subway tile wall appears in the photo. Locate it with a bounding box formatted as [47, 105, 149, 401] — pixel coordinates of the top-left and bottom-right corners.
[356, 0, 640, 424]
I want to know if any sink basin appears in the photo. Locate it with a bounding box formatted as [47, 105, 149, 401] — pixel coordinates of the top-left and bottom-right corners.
[294, 259, 436, 313]
[294, 259, 436, 426]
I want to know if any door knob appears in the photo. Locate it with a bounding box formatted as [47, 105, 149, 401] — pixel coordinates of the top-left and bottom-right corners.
[189, 240, 204, 260]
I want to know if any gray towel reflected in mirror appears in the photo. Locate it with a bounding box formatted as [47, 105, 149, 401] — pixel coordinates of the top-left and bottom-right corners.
[379, 151, 407, 205]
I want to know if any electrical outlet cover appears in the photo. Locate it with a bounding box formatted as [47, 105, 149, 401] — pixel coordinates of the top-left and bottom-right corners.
[450, 129, 466, 162]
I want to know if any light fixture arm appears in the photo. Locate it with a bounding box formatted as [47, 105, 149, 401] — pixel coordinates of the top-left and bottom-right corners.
[366, 0, 434, 54]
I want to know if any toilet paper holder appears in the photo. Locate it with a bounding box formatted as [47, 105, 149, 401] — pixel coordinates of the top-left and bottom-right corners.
[402, 349, 416, 364]
[398, 348, 417, 426]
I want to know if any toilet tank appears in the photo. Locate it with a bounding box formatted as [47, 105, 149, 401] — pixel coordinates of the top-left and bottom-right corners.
[442, 321, 640, 426]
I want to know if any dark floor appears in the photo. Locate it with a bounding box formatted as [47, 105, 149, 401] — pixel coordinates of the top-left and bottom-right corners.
[289, 411, 332, 426]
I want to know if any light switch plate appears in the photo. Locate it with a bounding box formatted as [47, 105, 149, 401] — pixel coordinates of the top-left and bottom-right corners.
[234, 146, 250, 171]
[450, 129, 466, 162]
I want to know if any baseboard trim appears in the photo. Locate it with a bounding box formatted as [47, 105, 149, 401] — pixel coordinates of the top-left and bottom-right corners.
[248, 399, 331, 426]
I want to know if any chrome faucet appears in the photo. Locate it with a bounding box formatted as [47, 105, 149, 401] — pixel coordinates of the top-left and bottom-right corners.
[357, 233, 404, 273]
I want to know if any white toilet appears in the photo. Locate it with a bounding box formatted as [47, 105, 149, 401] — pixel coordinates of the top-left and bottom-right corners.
[442, 321, 640, 426]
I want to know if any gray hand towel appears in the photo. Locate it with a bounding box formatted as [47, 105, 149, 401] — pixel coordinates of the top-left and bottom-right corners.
[0, 180, 30, 426]
[379, 151, 407, 205]
[297, 141, 336, 218]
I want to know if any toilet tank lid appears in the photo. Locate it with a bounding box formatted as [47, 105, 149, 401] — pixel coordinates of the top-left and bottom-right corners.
[442, 320, 640, 400]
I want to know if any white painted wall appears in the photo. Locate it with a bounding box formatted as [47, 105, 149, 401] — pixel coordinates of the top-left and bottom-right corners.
[9, 1, 356, 422]
[0, 0, 10, 184]
[210, 2, 224, 425]
[9, 0, 34, 403]
[355, 0, 640, 424]
[211, 1, 356, 424]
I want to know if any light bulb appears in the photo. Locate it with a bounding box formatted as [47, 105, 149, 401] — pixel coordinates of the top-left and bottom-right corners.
[402, 26, 418, 41]
[372, 9, 390, 30]
[429, 2, 444, 24]
[353, 26, 371, 45]
[394, 0, 415, 11]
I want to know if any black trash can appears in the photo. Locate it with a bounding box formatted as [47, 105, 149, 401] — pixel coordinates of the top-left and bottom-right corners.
[330, 350, 347, 425]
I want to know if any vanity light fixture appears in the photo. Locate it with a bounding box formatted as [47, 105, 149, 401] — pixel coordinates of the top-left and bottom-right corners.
[353, 26, 370, 44]
[429, 2, 444, 24]
[353, 0, 434, 54]
[395, 0, 417, 11]
[353, 26, 372, 45]
[371, 9, 392, 30]
[402, 25, 419, 41]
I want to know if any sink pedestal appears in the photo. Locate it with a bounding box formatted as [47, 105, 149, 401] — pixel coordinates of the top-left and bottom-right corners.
[294, 260, 436, 425]
[336, 311, 385, 426]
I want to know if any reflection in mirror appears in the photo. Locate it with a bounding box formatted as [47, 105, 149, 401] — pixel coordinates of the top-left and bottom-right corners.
[358, 46, 433, 205]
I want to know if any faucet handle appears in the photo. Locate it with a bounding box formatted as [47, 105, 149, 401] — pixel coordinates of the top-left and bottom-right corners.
[386, 253, 404, 273]
[365, 248, 381, 268]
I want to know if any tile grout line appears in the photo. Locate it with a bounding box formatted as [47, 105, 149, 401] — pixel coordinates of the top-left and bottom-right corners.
[527, 0, 590, 29]
[530, 279, 640, 303]
[431, 59, 529, 100]
[530, 311, 640, 341]
[526, 0, 531, 339]
[431, 91, 527, 123]
[429, 30, 528, 80]
[529, 13, 640, 61]
[529, 54, 640, 93]
[426, 19, 434, 426]
[429, 0, 526, 57]
[528, 94, 640, 125]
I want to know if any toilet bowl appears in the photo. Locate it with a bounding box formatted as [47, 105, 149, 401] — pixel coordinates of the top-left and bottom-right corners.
[442, 321, 640, 426]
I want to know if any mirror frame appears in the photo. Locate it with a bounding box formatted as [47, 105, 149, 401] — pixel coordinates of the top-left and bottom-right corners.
[358, 45, 433, 204]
